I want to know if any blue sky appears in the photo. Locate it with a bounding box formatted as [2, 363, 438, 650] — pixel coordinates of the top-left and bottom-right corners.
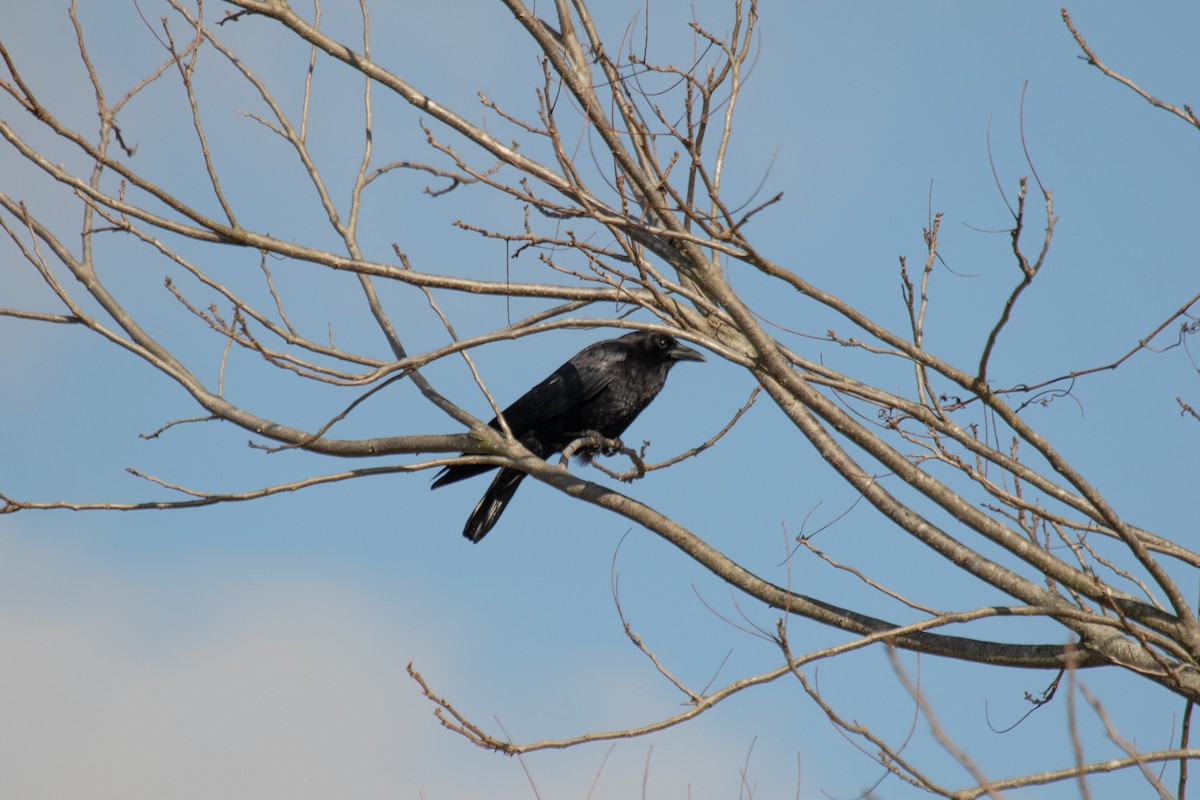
[2, 2, 1198, 798]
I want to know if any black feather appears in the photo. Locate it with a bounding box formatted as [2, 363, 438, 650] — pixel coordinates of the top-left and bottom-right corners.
[432, 330, 704, 542]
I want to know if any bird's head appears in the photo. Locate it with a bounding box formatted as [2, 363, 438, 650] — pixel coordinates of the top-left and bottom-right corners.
[624, 330, 707, 365]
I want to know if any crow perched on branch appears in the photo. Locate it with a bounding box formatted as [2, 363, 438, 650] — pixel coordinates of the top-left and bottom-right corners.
[432, 330, 706, 542]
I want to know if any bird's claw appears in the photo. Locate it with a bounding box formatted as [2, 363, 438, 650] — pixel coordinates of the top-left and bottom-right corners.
[600, 437, 624, 457]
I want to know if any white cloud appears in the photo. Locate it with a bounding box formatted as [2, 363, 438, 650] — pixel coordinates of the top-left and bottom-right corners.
[0, 535, 802, 799]
[0, 539, 419, 798]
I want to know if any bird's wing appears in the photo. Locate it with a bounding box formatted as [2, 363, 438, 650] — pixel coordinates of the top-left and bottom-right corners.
[495, 342, 624, 434]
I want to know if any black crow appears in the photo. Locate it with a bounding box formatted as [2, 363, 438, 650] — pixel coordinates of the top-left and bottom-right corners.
[432, 330, 706, 542]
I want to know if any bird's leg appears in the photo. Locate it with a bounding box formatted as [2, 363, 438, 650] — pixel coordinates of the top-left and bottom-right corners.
[560, 432, 646, 483]
[559, 430, 614, 466]
[599, 437, 625, 458]
[591, 444, 647, 482]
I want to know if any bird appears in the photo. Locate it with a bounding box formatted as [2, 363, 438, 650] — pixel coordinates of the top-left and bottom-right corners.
[431, 330, 706, 543]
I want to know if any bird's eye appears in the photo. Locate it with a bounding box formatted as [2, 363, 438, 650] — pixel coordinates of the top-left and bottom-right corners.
[656, 335, 670, 350]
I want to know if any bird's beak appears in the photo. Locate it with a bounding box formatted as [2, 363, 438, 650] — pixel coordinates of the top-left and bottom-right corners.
[669, 341, 706, 363]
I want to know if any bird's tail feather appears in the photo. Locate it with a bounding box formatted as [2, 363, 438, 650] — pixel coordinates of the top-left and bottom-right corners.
[463, 468, 527, 543]
[431, 462, 493, 489]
